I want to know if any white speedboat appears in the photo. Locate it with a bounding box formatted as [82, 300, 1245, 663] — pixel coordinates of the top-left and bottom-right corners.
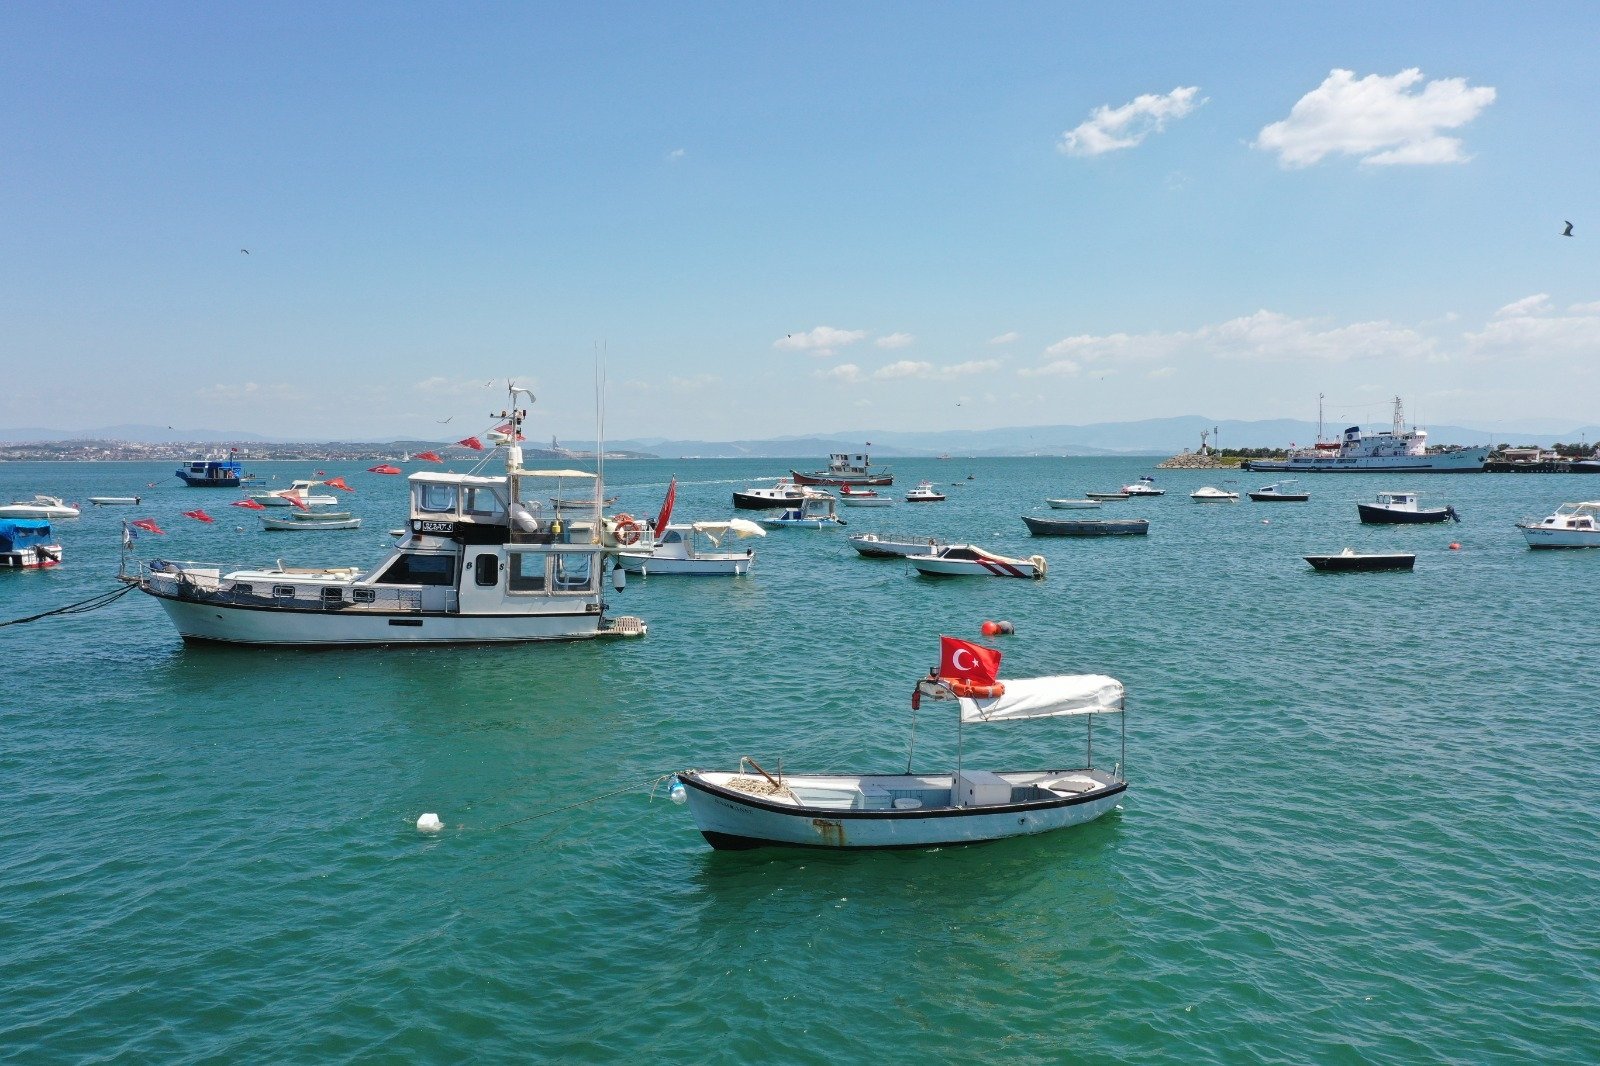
[1121, 477, 1164, 496]
[1190, 486, 1240, 502]
[1248, 481, 1309, 502]
[618, 519, 765, 575]
[849, 533, 949, 558]
[839, 486, 894, 507]
[127, 385, 647, 646]
[905, 481, 946, 503]
[0, 495, 80, 519]
[260, 510, 363, 531]
[89, 496, 141, 506]
[0, 519, 62, 569]
[676, 662, 1127, 850]
[249, 480, 339, 507]
[759, 495, 843, 528]
[908, 545, 1046, 579]
[1046, 498, 1101, 510]
[733, 478, 822, 510]
[1518, 502, 1600, 548]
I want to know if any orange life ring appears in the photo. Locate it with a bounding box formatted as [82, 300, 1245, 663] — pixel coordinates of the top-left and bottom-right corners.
[613, 513, 642, 545]
[946, 678, 1005, 699]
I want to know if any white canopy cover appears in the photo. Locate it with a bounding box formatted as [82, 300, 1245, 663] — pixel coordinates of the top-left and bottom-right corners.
[690, 519, 767, 541]
[957, 674, 1124, 723]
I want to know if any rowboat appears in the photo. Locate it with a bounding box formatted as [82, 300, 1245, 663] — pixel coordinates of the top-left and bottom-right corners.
[1023, 516, 1148, 536]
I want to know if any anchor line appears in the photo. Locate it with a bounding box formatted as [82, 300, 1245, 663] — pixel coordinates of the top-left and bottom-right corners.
[0, 582, 138, 628]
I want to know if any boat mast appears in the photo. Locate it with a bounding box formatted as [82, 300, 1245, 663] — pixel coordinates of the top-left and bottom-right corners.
[1392, 396, 1405, 435]
[1317, 393, 1325, 444]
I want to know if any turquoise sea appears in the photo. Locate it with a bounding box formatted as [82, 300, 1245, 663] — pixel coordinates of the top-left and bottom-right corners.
[2, 457, 1597, 1063]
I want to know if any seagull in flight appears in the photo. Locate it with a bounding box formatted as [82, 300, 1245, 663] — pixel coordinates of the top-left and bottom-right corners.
[240, 248, 250, 254]
[437, 417, 452, 424]
[1563, 221, 1574, 237]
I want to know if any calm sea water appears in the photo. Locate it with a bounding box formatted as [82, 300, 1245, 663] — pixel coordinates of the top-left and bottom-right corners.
[2, 457, 1596, 1062]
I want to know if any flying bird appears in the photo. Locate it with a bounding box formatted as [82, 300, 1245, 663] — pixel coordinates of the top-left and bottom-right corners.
[437, 417, 452, 424]
[1563, 221, 1574, 237]
[240, 248, 250, 254]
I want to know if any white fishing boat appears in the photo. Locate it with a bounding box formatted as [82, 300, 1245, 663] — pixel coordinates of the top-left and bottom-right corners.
[618, 519, 765, 575]
[1245, 396, 1490, 473]
[88, 496, 141, 506]
[1357, 491, 1458, 524]
[908, 545, 1046, 579]
[0, 495, 80, 519]
[0, 519, 62, 569]
[905, 481, 946, 503]
[1247, 481, 1309, 502]
[1121, 477, 1164, 496]
[249, 480, 339, 507]
[759, 495, 843, 528]
[1518, 501, 1600, 548]
[126, 384, 647, 646]
[259, 510, 363, 531]
[839, 486, 894, 507]
[1190, 486, 1240, 502]
[733, 478, 824, 510]
[676, 654, 1127, 850]
[849, 532, 949, 558]
[1046, 498, 1102, 510]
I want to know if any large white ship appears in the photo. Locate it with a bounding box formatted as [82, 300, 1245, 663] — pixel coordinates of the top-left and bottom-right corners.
[1245, 397, 1489, 474]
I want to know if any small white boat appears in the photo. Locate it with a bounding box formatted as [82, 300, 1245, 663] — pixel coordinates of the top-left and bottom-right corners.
[1121, 477, 1164, 496]
[759, 495, 844, 528]
[260, 510, 363, 531]
[905, 481, 946, 503]
[1046, 498, 1102, 510]
[908, 545, 1046, 579]
[1518, 501, 1600, 548]
[618, 519, 764, 575]
[839, 486, 894, 507]
[1084, 490, 1129, 501]
[733, 478, 822, 510]
[1248, 481, 1309, 502]
[0, 495, 80, 519]
[0, 519, 62, 569]
[849, 533, 949, 558]
[88, 496, 142, 506]
[676, 665, 1127, 850]
[249, 480, 338, 507]
[1190, 486, 1240, 502]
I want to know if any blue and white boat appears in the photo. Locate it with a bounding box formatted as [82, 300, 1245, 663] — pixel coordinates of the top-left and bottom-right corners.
[177, 451, 246, 487]
[0, 519, 62, 569]
[758, 495, 843, 528]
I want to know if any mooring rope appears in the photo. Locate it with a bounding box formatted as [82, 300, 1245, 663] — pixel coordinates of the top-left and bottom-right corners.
[0, 582, 138, 628]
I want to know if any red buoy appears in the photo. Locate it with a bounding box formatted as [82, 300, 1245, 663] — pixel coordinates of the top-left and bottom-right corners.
[981, 620, 1015, 636]
[1449, 542, 1461, 551]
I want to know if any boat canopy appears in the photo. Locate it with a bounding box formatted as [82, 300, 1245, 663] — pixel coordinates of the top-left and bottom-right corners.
[690, 519, 767, 542]
[951, 674, 1125, 723]
[0, 519, 52, 549]
[509, 467, 598, 479]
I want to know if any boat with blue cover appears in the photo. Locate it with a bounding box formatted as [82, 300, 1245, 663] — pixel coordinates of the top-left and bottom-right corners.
[0, 519, 62, 569]
[177, 452, 247, 487]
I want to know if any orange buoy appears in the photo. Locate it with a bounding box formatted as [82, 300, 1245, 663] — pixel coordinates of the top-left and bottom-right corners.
[1449, 542, 1461, 551]
[980, 620, 1015, 636]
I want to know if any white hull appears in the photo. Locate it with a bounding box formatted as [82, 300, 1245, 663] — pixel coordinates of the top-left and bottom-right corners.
[618, 553, 753, 575]
[840, 497, 894, 507]
[0, 504, 79, 519]
[260, 515, 362, 530]
[1046, 498, 1101, 509]
[1247, 447, 1490, 473]
[680, 769, 1123, 849]
[88, 497, 140, 506]
[909, 554, 1043, 579]
[252, 494, 338, 507]
[1519, 526, 1600, 548]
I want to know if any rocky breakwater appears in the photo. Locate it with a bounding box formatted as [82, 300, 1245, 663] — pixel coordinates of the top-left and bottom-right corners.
[1156, 450, 1224, 470]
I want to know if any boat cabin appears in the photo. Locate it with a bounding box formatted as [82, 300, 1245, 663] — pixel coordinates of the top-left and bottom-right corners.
[1374, 491, 1419, 509]
[1541, 502, 1600, 529]
[827, 453, 873, 475]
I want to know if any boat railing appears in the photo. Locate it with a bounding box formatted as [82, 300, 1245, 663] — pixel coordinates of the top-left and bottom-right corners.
[141, 561, 424, 613]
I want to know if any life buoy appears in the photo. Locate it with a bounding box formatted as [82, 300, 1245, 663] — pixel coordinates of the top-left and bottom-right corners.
[613, 513, 642, 545]
[946, 678, 1006, 699]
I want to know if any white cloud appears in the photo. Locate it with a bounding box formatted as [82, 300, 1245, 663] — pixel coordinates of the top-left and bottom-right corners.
[825, 359, 1003, 383]
[1570, 301, 1600, 314]
[666, 148, 686, 161]
[1255, 68, 1496, 168]
[1058, 86, 1203, 156]
[667, 373, 719, 389]
[774, 325, 868, 357]
[1019, 358, 1080, 378]
[823, 363, 864, 383]
[1496, 294, 1552, 318]
[875, 360, 933, 380]
[1464, 303, 1600, 361]
[988, 331, 1021, 345]
[876, 332, 915, 349]
[1146, 367, 1177, 380]
[413, 376, 510, 396]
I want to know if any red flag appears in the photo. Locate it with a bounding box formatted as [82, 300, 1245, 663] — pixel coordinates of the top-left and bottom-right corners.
[322, 476, 353, 492]
[494, 421, 526, 442]
[314, 470, 326, 476]
[939, 636, 1001, 686]
[414, 451, 443, 463]
[231, 499, 266, 510]
[655, 476, 676, 532]
[367, 464, 402, 475]
[182, 509, 215, 524]
[456, 436, 484, 451]
[131, 518, 165, 534]
[283, 491, 309, 510]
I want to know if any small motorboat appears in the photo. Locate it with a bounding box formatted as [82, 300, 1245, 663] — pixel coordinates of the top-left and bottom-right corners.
[88, 496, 142, 506]
[1248, 481, 1309, 502]
[733, 478, 821, 510]
[1023, 515, 1149, 537]
[905, 481, 946, 503]
[260, 510, 363, 531]
[838, 486, 894, 507]
[0, 519, 62, 569]
[1357, 491, 1458, 524]
[1305, 549, 1416, 572]
[1518, 501, 1600, 548]
[618, 519, 764, 575]
[1046, 498, 1102, 510]
[675, 643, 1127, 850]
[1190, 486, 1240, 503]
[907, 545, 1046, 579]
[790, 452, 893, 487]
[758, 495, 844, 529]
[849, 533, 949, 558]
[1084, 491, 1129, 501]
[249, 480, 339, 507]
[0, 495, 81, 519]
[1121, 477, 1164, 496]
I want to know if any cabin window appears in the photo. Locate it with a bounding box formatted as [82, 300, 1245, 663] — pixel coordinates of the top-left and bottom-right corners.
[273, 585, 296, 598]
[475, 554, 500, 587]
[464, 487, 507, 519]
[417, 483, 457, 514]
[553, 553, 593, 591]
[231, 583, 253, 595]
[321, 587, 343, 606]
[373, 553, 456, 587]
[352, 588, 376, 603]
[662, 530, 682, 545]
[508, 552, 547, 592]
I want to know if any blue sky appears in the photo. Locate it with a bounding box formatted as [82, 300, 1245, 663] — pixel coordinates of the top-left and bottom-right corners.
[4, 3, 1598, 441]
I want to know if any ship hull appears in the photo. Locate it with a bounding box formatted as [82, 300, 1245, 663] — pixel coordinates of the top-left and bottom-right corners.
[1245, 447, 1489, 473]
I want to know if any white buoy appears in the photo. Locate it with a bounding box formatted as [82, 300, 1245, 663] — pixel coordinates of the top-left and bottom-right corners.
[612, 566, 626, 592]
[668, 779, 687, 804]
[416, 812, 443, 832]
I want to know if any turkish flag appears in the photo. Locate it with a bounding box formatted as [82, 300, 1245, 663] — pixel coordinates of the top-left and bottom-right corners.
[231, 499, 266, 510]
[182, 509, 215, 524]
[939, 636, 1001, 685]
[414, 451, 443, 463]
[131, 518, 165, 534]
[322, 476, 354, 492]
[456, 436, 484, 451]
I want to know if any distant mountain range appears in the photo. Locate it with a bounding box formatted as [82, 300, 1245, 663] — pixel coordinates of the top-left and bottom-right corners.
[4, 417, 1599, 456]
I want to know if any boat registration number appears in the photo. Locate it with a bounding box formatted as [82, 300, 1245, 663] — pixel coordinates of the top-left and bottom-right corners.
[414, 520, 456, 534]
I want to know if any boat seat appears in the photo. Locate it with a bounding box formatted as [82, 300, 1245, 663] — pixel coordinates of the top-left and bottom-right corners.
[1040, 777, 1097, 795]
[892, 797, 922, 810]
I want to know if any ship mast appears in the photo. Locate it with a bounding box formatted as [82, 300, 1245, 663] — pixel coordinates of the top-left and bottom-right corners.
[1392, 396, 1404, 435]
[1317, 393, 1325, 444]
